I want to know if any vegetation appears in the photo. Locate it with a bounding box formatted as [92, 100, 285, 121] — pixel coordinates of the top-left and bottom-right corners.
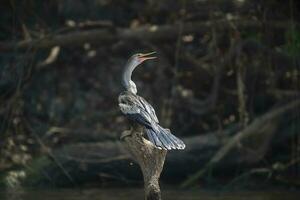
[0, 0, 299, 189]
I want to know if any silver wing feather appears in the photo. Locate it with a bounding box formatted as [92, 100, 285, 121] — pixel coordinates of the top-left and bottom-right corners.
[118, 92, 159, 125]
[119, 91, 185, 150]
[137, 96, 159, 123]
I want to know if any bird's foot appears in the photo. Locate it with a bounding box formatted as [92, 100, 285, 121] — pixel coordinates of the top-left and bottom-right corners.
[120, 130, 132, 140]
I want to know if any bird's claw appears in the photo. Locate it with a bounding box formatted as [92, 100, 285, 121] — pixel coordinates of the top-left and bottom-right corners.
[120, 130, 132, 140]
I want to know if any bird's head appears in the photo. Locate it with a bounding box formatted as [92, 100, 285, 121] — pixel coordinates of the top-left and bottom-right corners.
[129, 52, 157, 67]
[122, 52, 156, 94]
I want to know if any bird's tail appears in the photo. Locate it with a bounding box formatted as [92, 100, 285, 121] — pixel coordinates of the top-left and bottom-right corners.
[145, 125, 185, 150]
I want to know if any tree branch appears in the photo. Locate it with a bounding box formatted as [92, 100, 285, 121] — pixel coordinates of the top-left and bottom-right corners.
[0, 20, 296, 51]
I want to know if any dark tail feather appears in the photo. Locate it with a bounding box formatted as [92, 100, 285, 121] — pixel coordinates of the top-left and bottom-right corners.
[164, 128, 185, 149]
[159, 126, 185, 150]
[145, 128, 167, 150]
[145, 129, 156, 145]
[153, 128, 172, 150]
[145, 125, 185, 150]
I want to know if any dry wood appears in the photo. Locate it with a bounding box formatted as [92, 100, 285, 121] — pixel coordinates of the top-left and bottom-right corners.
[122, 128, 167, 200]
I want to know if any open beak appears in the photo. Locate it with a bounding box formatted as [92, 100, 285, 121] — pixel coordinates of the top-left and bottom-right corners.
[138, 52, 156, 62]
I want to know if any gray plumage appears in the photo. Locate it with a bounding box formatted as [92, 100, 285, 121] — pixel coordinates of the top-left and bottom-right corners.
[118, 53, 185, 150]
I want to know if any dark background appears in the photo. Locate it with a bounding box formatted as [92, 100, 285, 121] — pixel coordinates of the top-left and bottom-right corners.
[0, 0, 299, 190]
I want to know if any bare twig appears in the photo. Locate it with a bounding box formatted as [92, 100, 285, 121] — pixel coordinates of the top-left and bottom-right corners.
[236, 54, 249, 126]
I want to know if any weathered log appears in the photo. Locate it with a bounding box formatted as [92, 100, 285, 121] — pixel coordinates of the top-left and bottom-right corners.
[21, 133, 219, 187]
[122, 129, 167, 200]
[19, 127, 246, 186]
[20, 126, 292, 188]
[20, 99, 299, 188]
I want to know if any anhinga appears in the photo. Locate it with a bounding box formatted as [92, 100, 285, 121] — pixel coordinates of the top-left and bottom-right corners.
[118, 52, 185, 150]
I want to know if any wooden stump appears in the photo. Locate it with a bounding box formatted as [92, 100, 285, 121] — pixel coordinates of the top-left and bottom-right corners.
[122, 128, 167, 200]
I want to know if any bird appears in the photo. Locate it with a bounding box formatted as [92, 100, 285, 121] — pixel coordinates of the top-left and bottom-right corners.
[118, 52, 185, 150]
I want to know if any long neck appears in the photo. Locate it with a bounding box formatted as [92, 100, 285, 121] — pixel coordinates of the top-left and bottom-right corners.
[122, 59, 137, 90]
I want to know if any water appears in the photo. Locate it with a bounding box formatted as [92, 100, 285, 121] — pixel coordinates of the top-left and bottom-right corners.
[0, 188, 299, 200]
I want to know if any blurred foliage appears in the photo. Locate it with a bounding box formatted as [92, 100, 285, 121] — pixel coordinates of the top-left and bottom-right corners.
[0, 0, 299, 188]
[284, 29, 300, 57]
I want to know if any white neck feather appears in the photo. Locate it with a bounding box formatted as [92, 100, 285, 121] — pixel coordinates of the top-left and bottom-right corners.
[122, 57, 139, 94]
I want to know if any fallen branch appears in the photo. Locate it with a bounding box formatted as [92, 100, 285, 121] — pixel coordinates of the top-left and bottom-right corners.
[181, 99, 300, 188]
[21, 133, 220, 187]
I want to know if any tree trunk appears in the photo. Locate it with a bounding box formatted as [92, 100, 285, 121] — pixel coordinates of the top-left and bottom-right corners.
[122, 128, 167, 200]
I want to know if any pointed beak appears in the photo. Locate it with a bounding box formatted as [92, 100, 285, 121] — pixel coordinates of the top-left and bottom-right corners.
[138, 52, 156, 62]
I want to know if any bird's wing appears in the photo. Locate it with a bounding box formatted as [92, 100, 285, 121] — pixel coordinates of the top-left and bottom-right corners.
[136, 96, 159, 123]
[119, 94, 154, 128]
